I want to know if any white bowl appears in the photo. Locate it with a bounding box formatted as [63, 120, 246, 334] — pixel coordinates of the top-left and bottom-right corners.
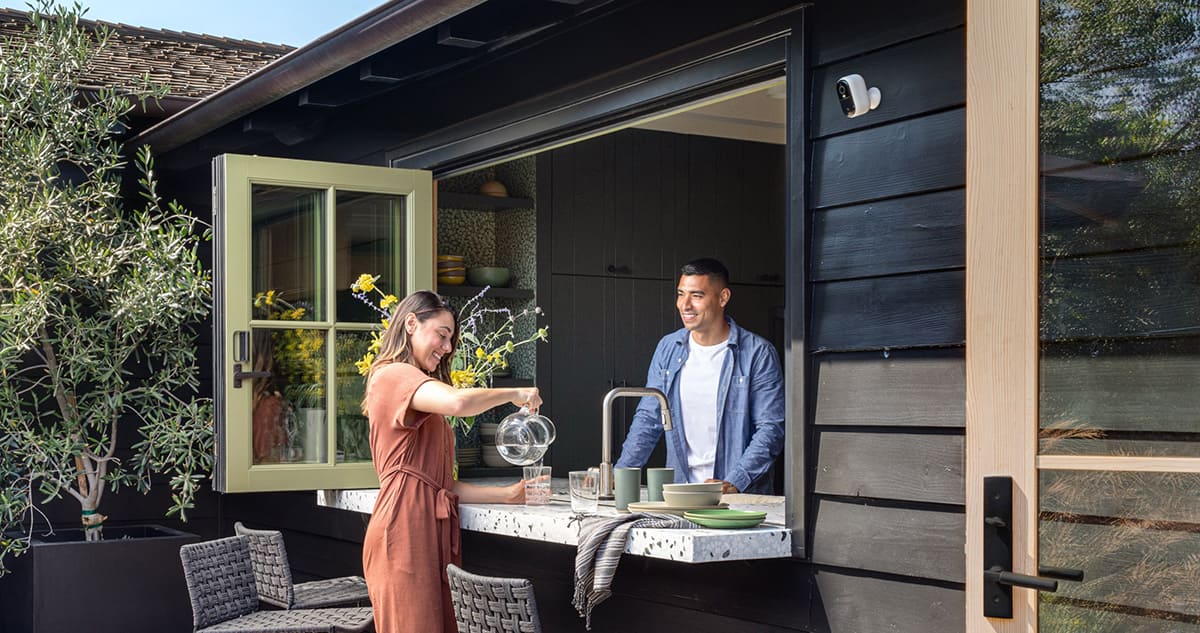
[662, 482, 723, 493]
[662, 489, 722, 506]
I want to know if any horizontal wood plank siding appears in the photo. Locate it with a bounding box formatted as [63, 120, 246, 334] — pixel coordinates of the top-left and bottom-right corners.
[811, 498, 965, 582]
[804, 1, 967, 630]
[812, 569, 965, 632]
[814, 350, 966, 427]
[811, 270, 965, 351]
[811, 109, 965, 210]
[812, 189, 965, 281]
[811, 28, 965, 139]
[810, 0, 964, 66]
[812, 431, 965, 504]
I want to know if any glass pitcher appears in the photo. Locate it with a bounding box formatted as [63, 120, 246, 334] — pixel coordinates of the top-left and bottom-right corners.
[494, 406, 556, 466]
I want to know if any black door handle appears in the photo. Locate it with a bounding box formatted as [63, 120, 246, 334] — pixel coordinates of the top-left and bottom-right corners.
[232, 363, 271, 388]
[983, 476, 1084, 618]
[985, 567, 1058, 593]
[606, 264, 631, 274]
[1037, 565, 1085, 582]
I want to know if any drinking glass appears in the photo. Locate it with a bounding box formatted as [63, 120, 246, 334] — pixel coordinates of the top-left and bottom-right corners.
[523, 465, 552, 506]
[569, 469, 599, 514]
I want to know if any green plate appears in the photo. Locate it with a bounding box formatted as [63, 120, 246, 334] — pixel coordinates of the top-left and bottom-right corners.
[684, 509, 767, 529]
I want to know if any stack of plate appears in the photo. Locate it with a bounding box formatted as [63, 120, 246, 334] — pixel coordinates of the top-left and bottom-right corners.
[480, 444, 509, 468]
[438, 255, 465, 285]
[683, 509, 767, 529]
[626, 500, 728, 516]
[455, 446, 480, 467]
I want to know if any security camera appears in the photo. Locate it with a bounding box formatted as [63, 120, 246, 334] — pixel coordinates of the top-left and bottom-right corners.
[835, 74, 881, 118]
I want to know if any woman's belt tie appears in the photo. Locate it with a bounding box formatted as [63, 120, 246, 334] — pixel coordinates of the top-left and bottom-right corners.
[380, 464, 460, 555]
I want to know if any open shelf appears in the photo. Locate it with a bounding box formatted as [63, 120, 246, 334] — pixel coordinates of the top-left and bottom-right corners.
[438, 285, 533, 299]
[491, 377, 533, 388]
[438, 191, 533, 211]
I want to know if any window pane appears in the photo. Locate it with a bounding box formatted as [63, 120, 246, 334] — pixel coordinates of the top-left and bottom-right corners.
[1040, 470, 1200, 631]
[251, 326, 327, 465]
[335, 331, 374, 464]
[336, 190, 405, 323]
[1039, 2, 1200, 456]
[252, 185, 326, 321]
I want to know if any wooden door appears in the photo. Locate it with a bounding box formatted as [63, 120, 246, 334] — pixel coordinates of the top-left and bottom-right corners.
[966, 1, 1200, 630]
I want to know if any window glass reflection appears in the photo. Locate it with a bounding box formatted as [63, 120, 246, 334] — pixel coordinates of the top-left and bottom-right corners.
[1039, 2, 1200, 457]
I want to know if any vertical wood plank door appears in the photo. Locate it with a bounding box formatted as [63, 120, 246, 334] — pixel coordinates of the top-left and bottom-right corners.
[967, 1, 1200, 631]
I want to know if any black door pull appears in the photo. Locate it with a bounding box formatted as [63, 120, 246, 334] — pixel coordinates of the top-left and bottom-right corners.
[983, 476, 1084, 618]
[232, 363, 271, 388]
[1037, 565, 1085, 582]
[985, 567, 1058, 593]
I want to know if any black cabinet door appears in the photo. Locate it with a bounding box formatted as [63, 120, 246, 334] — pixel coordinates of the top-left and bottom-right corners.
[610, 130, 684, 281]
[610, 278, 677, 468]
[545, 274, 614, 473]
[732, 141, 787, 286]
[547, 140, 611, 277]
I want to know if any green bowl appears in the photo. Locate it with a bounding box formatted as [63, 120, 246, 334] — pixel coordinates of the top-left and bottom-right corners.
[466, 266, 511, 287]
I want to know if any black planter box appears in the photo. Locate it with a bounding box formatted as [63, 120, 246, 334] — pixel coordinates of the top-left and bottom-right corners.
[0, 525, 200, 633]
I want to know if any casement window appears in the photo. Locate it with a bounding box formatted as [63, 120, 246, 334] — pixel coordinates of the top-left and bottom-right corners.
[213, 154, 432, 492]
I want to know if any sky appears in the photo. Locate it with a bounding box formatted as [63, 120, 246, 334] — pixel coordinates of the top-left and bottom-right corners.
[2, 0, 388, 46]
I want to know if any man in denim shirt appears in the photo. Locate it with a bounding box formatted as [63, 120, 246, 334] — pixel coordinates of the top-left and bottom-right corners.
[615, 259, 784, 494]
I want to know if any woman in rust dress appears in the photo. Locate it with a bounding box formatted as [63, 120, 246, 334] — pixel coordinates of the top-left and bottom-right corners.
[361, 291, 542, 633]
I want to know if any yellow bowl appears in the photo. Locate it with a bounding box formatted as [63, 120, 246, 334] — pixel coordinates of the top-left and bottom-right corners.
[438, 276, 466, 286]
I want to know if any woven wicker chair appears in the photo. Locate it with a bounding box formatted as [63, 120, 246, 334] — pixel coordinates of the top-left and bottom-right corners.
[447, 563, 543, 633]
[234, 522, 370, 609]
[179, 536, 375, 633]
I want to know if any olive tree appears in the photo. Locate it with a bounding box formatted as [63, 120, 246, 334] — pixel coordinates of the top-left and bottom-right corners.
[0, 2, 213, 571]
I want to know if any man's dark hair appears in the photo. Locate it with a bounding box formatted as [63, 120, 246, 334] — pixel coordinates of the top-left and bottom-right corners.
[680, 258, 730, 287]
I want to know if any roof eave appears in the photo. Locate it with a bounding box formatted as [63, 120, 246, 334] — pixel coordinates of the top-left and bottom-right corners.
[129, 0, 487, 155]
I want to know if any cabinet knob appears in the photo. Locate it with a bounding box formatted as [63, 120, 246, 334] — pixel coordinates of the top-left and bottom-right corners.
[606, 264, 631, 275]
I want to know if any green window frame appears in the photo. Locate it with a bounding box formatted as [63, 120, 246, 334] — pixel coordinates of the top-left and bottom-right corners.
[213, 154, 433, 492]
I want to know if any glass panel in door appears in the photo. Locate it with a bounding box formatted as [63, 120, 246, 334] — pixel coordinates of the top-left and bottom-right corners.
[215, 154, 433, 493]
[1038, 2, 1200, 630]
[250, 185, 327, 465]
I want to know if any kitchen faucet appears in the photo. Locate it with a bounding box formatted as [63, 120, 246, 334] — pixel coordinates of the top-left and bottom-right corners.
[599, 386, 672, 498]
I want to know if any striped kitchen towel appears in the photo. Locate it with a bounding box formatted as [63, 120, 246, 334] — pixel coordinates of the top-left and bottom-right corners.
[572, 512, 698, 629]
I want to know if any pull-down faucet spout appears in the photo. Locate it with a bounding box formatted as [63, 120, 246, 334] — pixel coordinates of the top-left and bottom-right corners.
[599, 387, 672, 498]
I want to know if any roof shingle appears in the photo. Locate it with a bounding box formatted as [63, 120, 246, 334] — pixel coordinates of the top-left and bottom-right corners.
[0, 8, 294, 99]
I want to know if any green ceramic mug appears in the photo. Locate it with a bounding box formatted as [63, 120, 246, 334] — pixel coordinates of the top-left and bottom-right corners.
[645, 467, 675, 503]
[613, 467, 641, 512]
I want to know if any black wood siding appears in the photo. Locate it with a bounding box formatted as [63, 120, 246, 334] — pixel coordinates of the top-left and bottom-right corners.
[805, 1, 967, 630]
[114, 2, 970, 632]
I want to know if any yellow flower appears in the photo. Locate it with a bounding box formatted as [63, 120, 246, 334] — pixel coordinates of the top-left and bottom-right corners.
[264, 290, 276, 306]
[475, 347, 485, 359]
[451, 369, 477, 388]
[352, 274, 376, 293]
[380, 294, 398, 310]
[381, 318, 390, 329]
[355, 352, 375, 376]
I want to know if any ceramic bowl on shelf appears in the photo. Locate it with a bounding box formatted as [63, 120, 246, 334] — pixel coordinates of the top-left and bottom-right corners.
[438, 273, 466, 286]
[466, 266, 511, 287]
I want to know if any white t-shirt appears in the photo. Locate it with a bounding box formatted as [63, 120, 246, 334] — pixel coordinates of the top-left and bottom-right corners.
[680, 334, 730, 483]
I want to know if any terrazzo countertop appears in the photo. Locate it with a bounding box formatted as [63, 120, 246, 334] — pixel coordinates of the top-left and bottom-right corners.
[317, 478, 792, 564]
